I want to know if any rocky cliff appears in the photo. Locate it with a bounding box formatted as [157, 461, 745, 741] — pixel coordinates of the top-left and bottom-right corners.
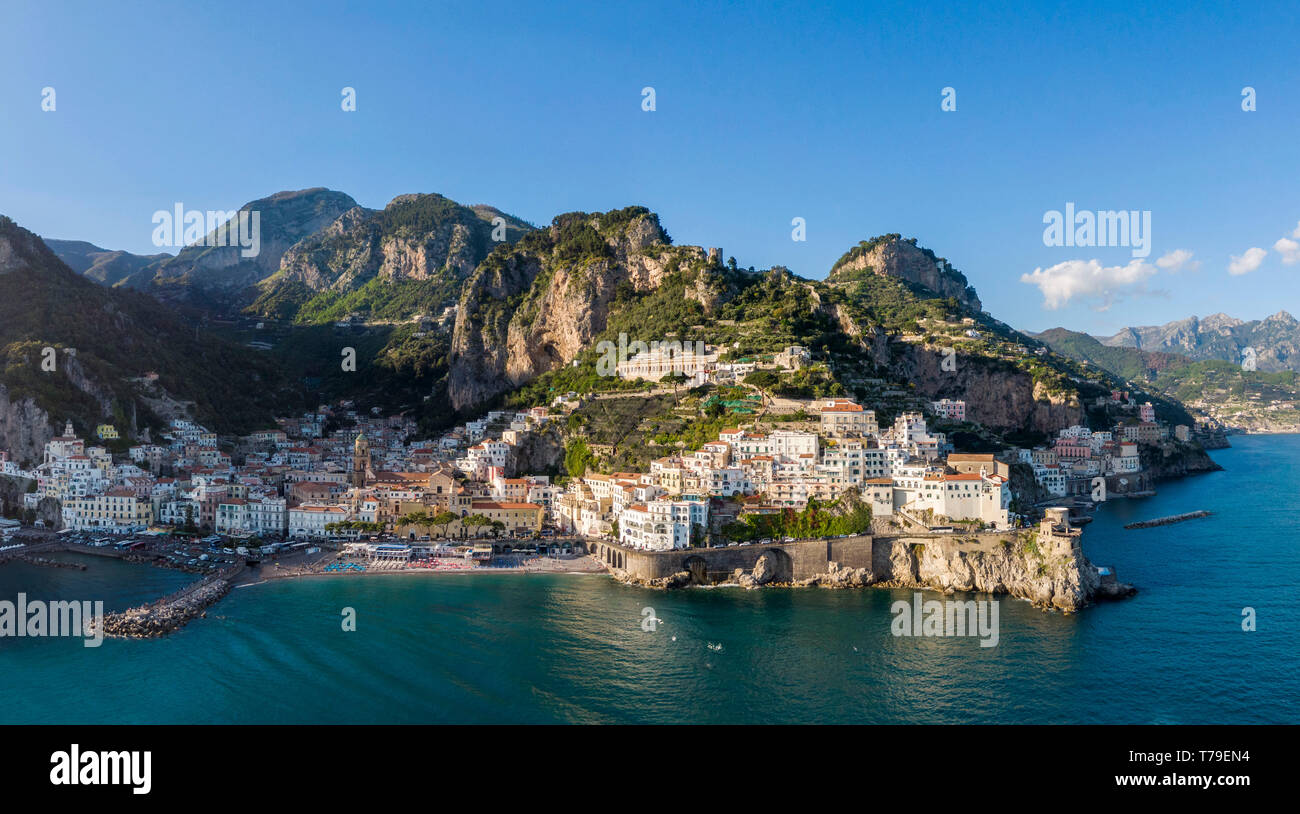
[1138, 440, 1223, 479]
[625, 529, 1131, 612]
[828, 234, 982, 312]
[447, 207, 709, 410]
[0, 385, 54, 466]
[1103, 310, 1300, 372]
[146, 188, 359, 304]
[877, 341, 1086, 433]
[248, 193, 534, 324]
[782, 532, 1115, 611]
[871, 534, 1100, 611]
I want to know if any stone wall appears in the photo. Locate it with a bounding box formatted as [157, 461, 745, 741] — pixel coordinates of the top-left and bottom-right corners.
[594, 535, 876, 583]
[598, 523, 1117, 612]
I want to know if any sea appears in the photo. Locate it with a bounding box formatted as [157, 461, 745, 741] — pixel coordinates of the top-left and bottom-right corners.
[1, 434, 1296, 724]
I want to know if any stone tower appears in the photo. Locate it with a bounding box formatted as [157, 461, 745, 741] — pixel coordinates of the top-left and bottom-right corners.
[1039, 507, 1081, 556]
[352, 431, 371, 488]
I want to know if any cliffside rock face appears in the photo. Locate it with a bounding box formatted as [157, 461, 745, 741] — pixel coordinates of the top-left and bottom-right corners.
[271, 205, 379, 292]
[0, 473, 35, 517]
[35, 496, 62, 530]
[0, 385, 53, 466]
[829, 235, 982, 312]
[251, 193, 533, 322]
[148, 188, 359, 302]
[506, 425, 564, 476]
[1138, 440, 1223, 479]
[874, 535, 1102, 612]
[880, 342, 1085, 433]
[447, 207, 706, 411]
[752, 552, 779, 585]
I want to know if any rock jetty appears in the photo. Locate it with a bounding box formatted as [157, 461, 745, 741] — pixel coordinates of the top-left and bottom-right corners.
[1124, 510, 1211, 529]
[16, 554, 86, 570]
[90, 573, 234, 639]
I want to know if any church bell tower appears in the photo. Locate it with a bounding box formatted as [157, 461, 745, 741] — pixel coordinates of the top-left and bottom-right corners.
[352, 431, 371, 488]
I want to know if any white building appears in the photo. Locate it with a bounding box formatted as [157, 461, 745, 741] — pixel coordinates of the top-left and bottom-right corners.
[288, 504, 349, 538]
[618, 499, 709, 550]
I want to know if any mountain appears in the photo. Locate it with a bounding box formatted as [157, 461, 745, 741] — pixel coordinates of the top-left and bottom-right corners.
[18, 195, 1214, 455]
[45, 239, 173, 287]
[1035, 328, 1189, 381]
[448, 206, 699, 409]
[442, 214, 1168, 453]
[1102, 311, 1300, 372]
[143, 188, 360, 309]
[248, 192, 533, 324]
[1036, 327, 1300, 433]
[0, 215, 303, 464]
[826, 234, 982, 312]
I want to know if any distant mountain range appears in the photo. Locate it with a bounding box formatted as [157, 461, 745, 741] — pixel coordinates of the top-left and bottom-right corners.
[43, 239, 171, 287]
[1101, 311, 1300, 373]
[1035, 326, 1300, 434]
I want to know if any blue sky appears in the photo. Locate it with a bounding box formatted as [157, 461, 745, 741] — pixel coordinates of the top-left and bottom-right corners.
[2, 0, 1297, 336]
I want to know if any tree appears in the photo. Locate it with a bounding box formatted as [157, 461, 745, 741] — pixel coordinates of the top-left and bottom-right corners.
[463, 513, 490, 538]
[564, 439, 595, 477]
[398, 510, 433, 538]
[432, 510, 457, 539]
[663, 371, 689, 406]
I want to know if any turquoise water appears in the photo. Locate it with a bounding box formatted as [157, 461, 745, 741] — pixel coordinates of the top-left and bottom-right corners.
[1, 435, 1297, 724]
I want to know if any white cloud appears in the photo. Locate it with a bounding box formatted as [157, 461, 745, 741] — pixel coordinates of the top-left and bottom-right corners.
[1292, 220, 1300, 239]
[1228, 247, 1267, 275]
[1155, 249, 1199, 272]
[1274, 237, 1300, 265]
[1020, 258, 1157, 311]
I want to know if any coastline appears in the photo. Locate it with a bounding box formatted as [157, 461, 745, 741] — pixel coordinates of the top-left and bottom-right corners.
[228, 550, 609, 589]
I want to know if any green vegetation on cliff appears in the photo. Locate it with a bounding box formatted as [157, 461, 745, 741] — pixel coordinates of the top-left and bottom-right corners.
[722, 495, 872, 541]
[0, 216, 302, 441]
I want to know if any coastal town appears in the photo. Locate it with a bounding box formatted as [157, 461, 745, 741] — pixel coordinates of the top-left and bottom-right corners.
[0, 339, 1204, 573]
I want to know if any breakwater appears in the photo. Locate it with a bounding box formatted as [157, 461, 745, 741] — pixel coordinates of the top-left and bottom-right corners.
[88, 564, 242, 639]
[15, 554, 86, 570]
[1124, 510, 1211, 529]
